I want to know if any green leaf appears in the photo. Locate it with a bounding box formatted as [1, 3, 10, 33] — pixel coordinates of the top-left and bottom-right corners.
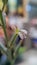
[0, 0, 3, 10]
[2, 0, 8, 4]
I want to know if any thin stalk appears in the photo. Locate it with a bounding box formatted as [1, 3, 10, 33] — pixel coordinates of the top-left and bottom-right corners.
[0, 11, 8, 43]
[8, 28, 19, 47]
[0, 42, 12, 62]
[14, 40, 22, 54]
[0, 42, 7, 55]
[10, 40, 22, 65]
[8, 34, 18, 47]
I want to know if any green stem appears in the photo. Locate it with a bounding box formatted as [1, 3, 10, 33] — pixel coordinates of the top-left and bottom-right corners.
[14, 40, 22, 54]
[0, 11, 8, 43]
[11, 40, 22, 65]
[8, 34, 18, 47]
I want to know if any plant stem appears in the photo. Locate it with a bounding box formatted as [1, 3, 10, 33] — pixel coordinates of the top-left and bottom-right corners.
[8, 34, 18, 47]
[0, 10, 8, 43]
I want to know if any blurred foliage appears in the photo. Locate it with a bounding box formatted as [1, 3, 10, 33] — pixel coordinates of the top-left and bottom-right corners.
[19, 47, 27, 54]
[0, 0, 3, 10]
[2, 0, 8, 5]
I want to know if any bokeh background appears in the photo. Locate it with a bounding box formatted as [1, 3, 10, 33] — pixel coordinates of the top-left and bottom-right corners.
[0, 0, 37, 65]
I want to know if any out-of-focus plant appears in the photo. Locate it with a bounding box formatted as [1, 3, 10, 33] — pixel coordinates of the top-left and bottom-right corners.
[0, 0, 24, 65]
